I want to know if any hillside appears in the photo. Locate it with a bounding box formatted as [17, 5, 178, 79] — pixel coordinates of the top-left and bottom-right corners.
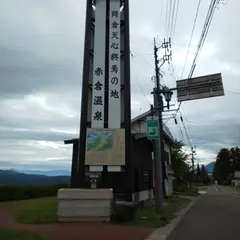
[0, 170, 70, 185]
[16, 169, 71, 176]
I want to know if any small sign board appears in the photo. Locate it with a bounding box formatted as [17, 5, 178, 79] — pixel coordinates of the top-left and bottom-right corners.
[85, 172, 101, 179]
[176, 73, 224, 102]
[146, 116, 159, 140]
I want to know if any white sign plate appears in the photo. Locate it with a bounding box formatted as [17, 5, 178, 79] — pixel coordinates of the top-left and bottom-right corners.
[108, 0, 121, 128]
[91, 0, 107, 128]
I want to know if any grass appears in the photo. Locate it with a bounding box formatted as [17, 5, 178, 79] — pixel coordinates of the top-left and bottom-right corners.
[0, 197, 57, 224]
[126, 207, 168, 228]
[198, 186, 208, 191]
[164, 196, 191, 220]
[0, 229, 47, 240]
[235, 186, 240, 191]
[125, 196, 191, 228]
[0, 195, 191, 227]
[174, 185, 199, 196]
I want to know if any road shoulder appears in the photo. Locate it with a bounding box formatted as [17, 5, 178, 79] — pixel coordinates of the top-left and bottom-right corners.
[146, 195, 201, 240]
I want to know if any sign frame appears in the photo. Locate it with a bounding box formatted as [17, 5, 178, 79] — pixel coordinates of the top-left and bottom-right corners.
[176, 73, 224, 102]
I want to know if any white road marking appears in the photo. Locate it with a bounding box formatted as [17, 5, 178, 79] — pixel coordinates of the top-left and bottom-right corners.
[219, 186, 227, 193]
[213, 185, 218, 192]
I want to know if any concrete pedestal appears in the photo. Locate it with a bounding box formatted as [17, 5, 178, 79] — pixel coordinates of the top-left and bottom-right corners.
[57, 188, 113, 222]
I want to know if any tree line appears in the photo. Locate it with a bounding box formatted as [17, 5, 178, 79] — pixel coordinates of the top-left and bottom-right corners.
[213, 147, 240, 184]
[171, 140, 210, 186]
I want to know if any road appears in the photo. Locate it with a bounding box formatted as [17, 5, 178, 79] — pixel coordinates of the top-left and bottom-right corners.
[167, 185, 240, 240]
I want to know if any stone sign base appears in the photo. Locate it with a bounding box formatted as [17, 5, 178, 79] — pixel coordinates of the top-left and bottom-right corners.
[57, 188, 113, 222]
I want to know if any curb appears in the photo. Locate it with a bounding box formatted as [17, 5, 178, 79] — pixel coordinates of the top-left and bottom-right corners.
[146, 196, 201, 240]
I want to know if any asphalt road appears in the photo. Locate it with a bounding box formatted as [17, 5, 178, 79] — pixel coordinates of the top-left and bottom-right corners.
[167, 185, 240, 240]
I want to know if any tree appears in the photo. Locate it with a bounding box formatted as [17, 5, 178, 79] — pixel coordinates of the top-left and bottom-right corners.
[196, 164, 201, 183]
[171, 140, 190, 183]
[200, 165, 209, 185]
[213, 148, 232, 184]
[230, 147, 240, 171]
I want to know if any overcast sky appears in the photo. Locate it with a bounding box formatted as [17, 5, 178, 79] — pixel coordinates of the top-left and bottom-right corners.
[0, 0, 239, 172]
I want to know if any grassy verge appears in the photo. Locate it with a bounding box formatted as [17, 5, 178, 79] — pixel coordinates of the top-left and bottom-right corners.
[173, 185, 199, 196]
[1, 195, 192, 227]
[0, 197, 57, 224]
[0, 229, 47, 240]
[123, 196, 191, 228]
[197, 186, 208, 191]
[235, 186, 240, 192]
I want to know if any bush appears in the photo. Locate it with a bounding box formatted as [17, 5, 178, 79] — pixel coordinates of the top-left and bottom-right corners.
[111, 202, 139, 223]
[0, 184, 68, 202]
[173, 184, 199, 196]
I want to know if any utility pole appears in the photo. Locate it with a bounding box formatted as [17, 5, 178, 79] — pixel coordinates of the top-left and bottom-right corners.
[150, 104, 163, 212]
[190, 146, 196, 187]
[152, 38, 173, 211]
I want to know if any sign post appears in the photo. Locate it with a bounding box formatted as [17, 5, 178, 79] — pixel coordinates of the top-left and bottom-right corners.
[147, 116, 159, 140]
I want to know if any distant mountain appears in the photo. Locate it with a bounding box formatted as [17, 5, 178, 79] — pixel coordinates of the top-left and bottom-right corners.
[0, 170, 70, 185]
[205, 162, 215, 173]
[15, 169, 71, 176]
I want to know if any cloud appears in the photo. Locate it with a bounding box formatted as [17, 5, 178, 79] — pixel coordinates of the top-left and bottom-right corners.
[0, 0, 239, 172]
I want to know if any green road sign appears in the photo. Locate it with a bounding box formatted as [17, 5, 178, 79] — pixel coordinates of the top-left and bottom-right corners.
[146, 116, 159, 140]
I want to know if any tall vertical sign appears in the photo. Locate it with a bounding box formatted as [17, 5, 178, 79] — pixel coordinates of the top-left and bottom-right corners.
[76, 0, 132, 201]
[91, 0, 107, 128]
[108, 0, 121, 128]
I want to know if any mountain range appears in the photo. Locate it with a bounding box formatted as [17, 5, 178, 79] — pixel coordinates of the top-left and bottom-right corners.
[0, 170, 70, 185]
[15, 169, 71, 176]
[205, 162, 215, 173]
[0, 161, 214, 185]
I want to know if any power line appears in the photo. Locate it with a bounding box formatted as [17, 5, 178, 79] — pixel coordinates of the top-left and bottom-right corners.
[131, 50, 155, 71]
[171, 0, 180, 43]
[226, 90, 240, 95]
[130, 52, 151, 106]
[175, 0, 223, 127]
[167, 0, 173, 37]
[188, 0, 221, 78]
[173, 115, 186, 142]
[159, 0, 164, 37]
[181, 107, 196, 147]
[164, 0, 179, 39]
[169, 0, 176, 37]
[180, 111, 192, 147]
[181, 0, 202, 79]
[163, 114, 175, 124]
[164, 0, 170, 37]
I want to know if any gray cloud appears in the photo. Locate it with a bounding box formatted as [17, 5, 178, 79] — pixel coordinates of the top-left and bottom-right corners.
[0, 0, 239, 171]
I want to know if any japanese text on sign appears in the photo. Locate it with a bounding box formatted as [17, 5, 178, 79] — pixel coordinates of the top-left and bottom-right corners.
[108, 0, 121, 128]
[91, 0, 107, 128]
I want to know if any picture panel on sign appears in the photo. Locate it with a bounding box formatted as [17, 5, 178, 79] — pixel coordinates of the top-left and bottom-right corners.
[91, 0, 107, 128]
[85, 128, 125, 166]
[108, 0, 121, 129]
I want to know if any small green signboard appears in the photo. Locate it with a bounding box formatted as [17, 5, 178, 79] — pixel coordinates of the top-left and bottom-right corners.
[146, 116, 159, 140]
